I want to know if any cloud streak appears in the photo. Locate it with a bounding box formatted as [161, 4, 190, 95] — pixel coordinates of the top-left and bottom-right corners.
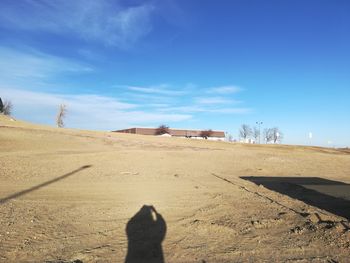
[158, 105, 251, 114]
[0, 45, 251, 130]
[0, 47, 92, 88]
[125, 84, 185, 96]
[195, 97, 239, 105]
[207, 85, 241, 94]
[0, 0, 155, 48]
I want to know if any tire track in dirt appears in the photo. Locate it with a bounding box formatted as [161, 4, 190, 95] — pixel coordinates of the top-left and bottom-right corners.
[211, 173, 350, 233]
[212, 173, 311, 218]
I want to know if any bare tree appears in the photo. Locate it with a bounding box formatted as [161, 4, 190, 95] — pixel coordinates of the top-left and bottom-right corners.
[200, 129, 213, 139]
[155, 124, 170, 135]
[56, 104, 67, 128]
[271, 127, 283, 144]
[253, 126, 260, 143]
[0, 98, 13, 116]
[263, 128, 274, 144]
[239, 124, 252, 140]
[263, 127, 283, 144]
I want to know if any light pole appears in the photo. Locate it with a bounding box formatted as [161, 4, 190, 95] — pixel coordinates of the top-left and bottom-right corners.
[256, 121, 263, 144]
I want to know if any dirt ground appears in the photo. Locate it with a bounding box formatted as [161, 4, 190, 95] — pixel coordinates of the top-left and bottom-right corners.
[0, 115, 349, 263]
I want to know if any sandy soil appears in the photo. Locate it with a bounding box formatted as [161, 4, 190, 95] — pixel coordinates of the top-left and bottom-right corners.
[0, 115, 349, 263]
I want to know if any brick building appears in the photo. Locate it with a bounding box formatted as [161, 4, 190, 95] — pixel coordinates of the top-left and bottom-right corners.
[113, 127, 226, 141]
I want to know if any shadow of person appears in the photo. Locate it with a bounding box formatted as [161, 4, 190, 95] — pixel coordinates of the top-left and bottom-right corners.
[125, 205, 166, 263]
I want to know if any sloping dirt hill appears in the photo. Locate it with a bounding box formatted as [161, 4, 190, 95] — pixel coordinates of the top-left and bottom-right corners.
[0, 115, 349, 262]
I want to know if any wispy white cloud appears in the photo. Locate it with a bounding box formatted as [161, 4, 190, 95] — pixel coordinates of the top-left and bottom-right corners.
[0, 47, 92, 88]
[125, 84, 185, 96]
[207, 85, 241, 94]
[158, 105, 251, 114]
[121, 92, 176, 105]
[195, 97, 238, 105]
[147, 103, 170, 108]
[0, 87, 191, 130]
[208, 108, 251, 114]
[0, 45, 250, 129]
[117, 83, 249, 116]
[0, 0, 155, 48]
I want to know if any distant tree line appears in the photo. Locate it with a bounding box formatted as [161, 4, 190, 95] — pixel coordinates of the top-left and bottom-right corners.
[156, 125, 214, 139]
[200, 129, 213, 139]
[156, 124, 170, 135]
[239, 124, 283, 144]
[0, 99, 283, 144]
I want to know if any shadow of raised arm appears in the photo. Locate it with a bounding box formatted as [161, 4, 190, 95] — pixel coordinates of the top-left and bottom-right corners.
[125, 205, 166, 263]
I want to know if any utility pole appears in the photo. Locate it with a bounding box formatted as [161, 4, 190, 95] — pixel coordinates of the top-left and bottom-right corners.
[256, 121, 263, 144]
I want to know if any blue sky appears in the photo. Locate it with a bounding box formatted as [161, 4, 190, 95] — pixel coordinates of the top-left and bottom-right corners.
[0, 0, 349, 147]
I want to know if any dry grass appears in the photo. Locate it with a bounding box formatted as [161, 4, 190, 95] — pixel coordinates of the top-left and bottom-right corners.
[0, 115, 349, 262]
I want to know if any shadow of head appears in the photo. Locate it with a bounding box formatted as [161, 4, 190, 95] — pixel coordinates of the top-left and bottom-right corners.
[125, 205, 166, 263]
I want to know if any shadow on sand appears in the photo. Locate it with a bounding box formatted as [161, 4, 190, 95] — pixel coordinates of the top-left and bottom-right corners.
[240, 176, 350, 220]
[125, 205, 166, 263]
[0, 165, 92, 205]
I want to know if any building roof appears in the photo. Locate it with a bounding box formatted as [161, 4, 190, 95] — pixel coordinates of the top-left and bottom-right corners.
[113, 127, 225, 138]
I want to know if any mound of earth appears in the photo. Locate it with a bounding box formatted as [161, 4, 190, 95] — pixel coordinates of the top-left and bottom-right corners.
[0, 115, 349, 262]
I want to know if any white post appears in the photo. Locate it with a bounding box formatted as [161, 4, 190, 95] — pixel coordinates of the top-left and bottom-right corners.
[309, 132, 313, 146]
